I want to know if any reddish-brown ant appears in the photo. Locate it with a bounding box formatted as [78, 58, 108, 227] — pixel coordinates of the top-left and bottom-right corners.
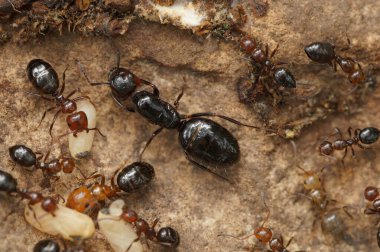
[66, 162, 155, 213]
[27, 59, 103, 138]
[305, 37, 366, 87]
[219, 198, 300, 252]
[319, 127, 380, 160]
[113, 207, 180, 249]
[238, 35, 296, 105]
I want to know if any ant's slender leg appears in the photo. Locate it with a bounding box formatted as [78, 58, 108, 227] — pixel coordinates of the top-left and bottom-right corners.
[86, 127, 106, 137]
[76, 60, 110, 86]
[334, 128, 343, 139]
[340, 33, 351, 52]
[270, 44, 279, 59]
[23, 91, 55, 101]
[60, 66, 69, 95]
[110, 93, 135, 112]
[184, 112, 268, 131]
[332, 59, 337, 72]
[72, 95, 92, 103]
[265, 44, 269, 58]
[285, 236, 294, 248]
[85, 174, 106, 185]
[37, 106, 56, 128]
[139, 127, 164, 160]
[347, 127, 353, 137]
[49, 110, 62, 138]
[151, 218, 159, 228]
[185, 154, 234, 184]
[116, 49, 121, 69]
[140, 79, 160, 97]
[350, 146, 356, 158]
[173, 89, 184, 110]
[65, 89, 77, 99]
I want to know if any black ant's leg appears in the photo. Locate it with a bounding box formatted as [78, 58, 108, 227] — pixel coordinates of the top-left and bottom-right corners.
[173, 89, 184, 110]
[270, 44, 279, 59]
[139, 127, 164, 160]
[37, 106, 56, 128]
[60, 66, 69, 95]
[185, 154, 234, 184]
[334, 127, 343, 139]
[285, 236, 294, 248]
[76, 60, 110, 86]
[110, 93, 135, 112]
[350, 146, 356, 158]
[23, 91, 55, 101]
[347, 127, 353, 138]
[140, 79, 160, 97]
[49, 110, 62, 138]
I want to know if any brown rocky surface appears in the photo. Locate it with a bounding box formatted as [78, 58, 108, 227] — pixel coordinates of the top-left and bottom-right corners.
[0, 1, 379, 251]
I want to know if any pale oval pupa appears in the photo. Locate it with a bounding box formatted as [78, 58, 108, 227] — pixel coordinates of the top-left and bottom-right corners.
[98, 199, 143, 252]
[24, 202, 95, 240]
[68, 100, 96, 159]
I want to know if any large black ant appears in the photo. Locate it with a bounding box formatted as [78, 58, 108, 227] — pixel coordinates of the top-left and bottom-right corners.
[26, 59, 104, 138]
[66, 162, 155, 213]
[239, 35, 297, 104]
[9, 144, 81, 178]
[219, 198, 300, 252]
[304, 37, 366, 87]
[113, 207, 180, 249]
[80, 54, 273, 182]
[319, 127, 380, 160]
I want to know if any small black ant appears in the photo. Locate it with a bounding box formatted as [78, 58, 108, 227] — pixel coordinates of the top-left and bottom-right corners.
[77, 53, 159, 111]
[9, 144, 82, 178]
[304, 38, 366, 87]
[26, 59, 103, 138]
[116, 207, 180, 249]
[239, 35, 297, 104]
[219, 198, 300, 252]
[319, 127, 380, 160]
[66, 162, 155, 213]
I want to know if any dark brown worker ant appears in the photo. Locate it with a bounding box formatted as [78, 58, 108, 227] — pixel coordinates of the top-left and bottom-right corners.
[364, 186, 380, 216]
[319, 127, 380, 160]
[66, 162, 155, 213]
[27, 59, 103, 138]
[363, 186, 380, 248]
[219, 198, 300, 252]
[9, 144, 82, 178]
[238, 35, 296, 105]
[0, 169, 63, 219]
[115, 207, 180, 249]
[77, 53, 159, 111]
[304, 37, 366, 87]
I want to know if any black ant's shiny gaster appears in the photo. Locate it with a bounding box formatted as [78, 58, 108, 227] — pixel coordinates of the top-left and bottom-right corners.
[0, 170, 18, 193]
[27, 59, 59, 95]
[116, 162, 155, 193]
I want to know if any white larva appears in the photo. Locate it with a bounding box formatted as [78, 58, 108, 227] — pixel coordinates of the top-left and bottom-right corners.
[24, 203, 95, 240]
[97, 199, 143, 252]
[68, 99, 96, 159]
